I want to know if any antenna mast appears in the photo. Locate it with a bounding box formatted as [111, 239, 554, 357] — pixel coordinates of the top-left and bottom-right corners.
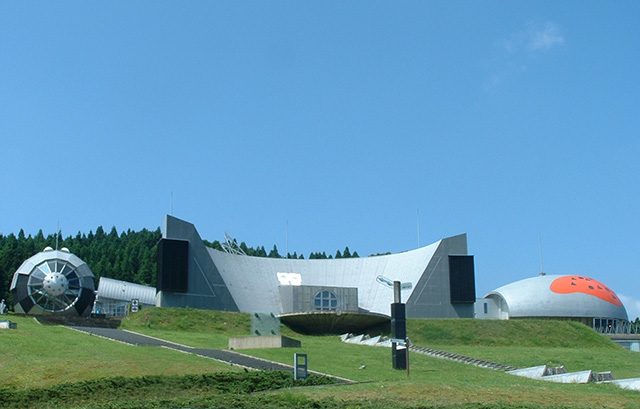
[417, 209, 421, 248]
[539, 233, 545, 276]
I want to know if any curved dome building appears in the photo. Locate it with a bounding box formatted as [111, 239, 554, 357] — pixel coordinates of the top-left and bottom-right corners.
[10, 247, 96, 316]
[477, 274, 630, 333]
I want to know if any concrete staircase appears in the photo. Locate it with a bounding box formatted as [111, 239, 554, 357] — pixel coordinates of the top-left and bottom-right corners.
[410, 344, 517, 371]
[340, 333, 516, 371]
[340, 333, 640, 391]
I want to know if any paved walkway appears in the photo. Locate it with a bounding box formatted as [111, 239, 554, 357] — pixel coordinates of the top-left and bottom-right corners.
[67, 326, 353, 382]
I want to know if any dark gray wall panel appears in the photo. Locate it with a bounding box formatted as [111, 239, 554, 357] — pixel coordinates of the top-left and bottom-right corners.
[158, 215, 239, 312]
[406, 234, 474, 318]
[449, 255, 476, 303]
[157, 238, 189, 293]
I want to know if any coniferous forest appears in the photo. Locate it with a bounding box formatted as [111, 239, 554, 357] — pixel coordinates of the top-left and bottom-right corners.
[0, 227, 361, 307]
[0, 227, 162, 306]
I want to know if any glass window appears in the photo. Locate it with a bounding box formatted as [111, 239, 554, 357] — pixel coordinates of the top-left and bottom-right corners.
[314, 290, 338, 311]
[39, 263, 51, 275]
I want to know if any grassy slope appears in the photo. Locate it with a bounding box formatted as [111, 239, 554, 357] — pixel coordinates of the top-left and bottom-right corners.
[2, 308, 640, 408]
[121, 308, 640, 408]
[119, 307, 250, 349]
[0, 313, 241, 389]
[406, 318, 618, 348]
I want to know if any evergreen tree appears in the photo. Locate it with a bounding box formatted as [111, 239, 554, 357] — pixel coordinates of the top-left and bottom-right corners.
[268, 245, 281, 258]
[34, 230, 46, 250]
[0, 224, 368, 304]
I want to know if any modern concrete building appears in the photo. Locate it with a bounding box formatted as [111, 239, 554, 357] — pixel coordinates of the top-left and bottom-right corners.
[156, 215, 476, 332]
[476, 274, 630, 333]
[10, 247, 96, 316]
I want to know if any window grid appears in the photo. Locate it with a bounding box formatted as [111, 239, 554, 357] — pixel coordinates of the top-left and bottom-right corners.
[314, 290, 338, 311]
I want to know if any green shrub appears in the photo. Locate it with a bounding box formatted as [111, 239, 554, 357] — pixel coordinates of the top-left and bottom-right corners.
[0, 371, 336, 409]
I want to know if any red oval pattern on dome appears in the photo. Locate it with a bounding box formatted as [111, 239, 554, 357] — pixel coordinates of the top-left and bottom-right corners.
[550, 275, 622, 306]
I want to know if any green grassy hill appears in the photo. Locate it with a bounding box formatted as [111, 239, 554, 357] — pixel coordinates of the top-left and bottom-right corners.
[121, 306, 251, 333]
[1, 309, 639, 409]
[120, 307, 618, 349]
[407, 318, 619, 348]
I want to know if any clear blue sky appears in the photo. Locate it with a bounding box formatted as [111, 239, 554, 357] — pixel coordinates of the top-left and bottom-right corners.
[2, 2, 639, 319]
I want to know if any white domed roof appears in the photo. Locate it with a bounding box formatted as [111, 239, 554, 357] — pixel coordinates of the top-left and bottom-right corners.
[486, 274, 628, 321]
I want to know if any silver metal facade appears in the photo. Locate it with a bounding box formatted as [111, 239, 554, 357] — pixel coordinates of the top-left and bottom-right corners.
[158, 215, 474, 319]
[485, 275, 629, 321]
[279, 285, 359, 314]
[93, 277, 157, 316]
[95, 277, 157, 306]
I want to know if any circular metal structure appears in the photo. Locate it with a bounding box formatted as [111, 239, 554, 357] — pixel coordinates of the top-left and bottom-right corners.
[485, 274, 629, 333]
[11, 248, 96, 316]
[43, 272, 69, 297]
[28, 259, 80, 312]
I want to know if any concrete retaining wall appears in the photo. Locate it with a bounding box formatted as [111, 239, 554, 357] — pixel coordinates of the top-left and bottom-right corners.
[229, 335, 301, 350]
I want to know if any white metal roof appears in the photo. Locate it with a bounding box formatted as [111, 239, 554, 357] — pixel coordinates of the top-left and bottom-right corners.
[10, 248, 95, 291]
[96, 277, 156, 305]
[210, 241, 440, 316]
[486, 274, 628, 321]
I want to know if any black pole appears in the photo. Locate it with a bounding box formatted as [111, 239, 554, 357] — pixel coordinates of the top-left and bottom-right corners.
[391, 281, 407, 369]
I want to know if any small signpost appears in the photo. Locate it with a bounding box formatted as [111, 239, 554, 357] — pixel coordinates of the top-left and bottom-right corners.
[294, 353, 308, 380]
[131, 299, 139, 313]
